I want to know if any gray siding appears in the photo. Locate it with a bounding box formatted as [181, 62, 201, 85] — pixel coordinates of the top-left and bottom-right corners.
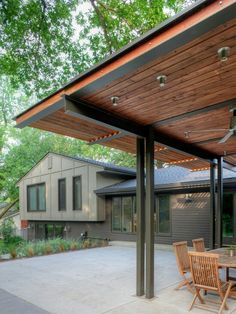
[30, 192, 211, 246]
[19, 153, 124, 223]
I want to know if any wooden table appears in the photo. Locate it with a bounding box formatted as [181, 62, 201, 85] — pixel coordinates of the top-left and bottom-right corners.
[210, 248, 236, 297]
[211, 248, 236, 269]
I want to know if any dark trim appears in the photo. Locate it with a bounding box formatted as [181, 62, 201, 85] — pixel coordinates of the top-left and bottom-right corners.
[152, 98, 236, 127]
[216, 157, 223, 248]
[58, 178, 66, 211]
[14, 0, 214, 120]
[27, 182, 46, 212]
[136, 138, 145, 296]
[156, 194, 172, 237]
[145, 127, 155, 299]
[210, 161, 216, 249]
[16, 98, 64, 129]
[73, 176, 82, 211]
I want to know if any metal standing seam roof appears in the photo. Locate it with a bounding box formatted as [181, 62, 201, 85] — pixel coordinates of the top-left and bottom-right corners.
[95, 166, 236, 194]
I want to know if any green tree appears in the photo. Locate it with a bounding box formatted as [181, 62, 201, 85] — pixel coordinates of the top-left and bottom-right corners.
[0, 0, 84, 97]
[76, 0, 190, 62]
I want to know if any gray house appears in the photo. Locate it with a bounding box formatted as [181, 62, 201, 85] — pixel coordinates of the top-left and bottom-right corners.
[18, 152, 236, 246]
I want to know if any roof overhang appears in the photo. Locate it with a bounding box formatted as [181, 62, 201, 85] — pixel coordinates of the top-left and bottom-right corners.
[15, 0, 236, 171]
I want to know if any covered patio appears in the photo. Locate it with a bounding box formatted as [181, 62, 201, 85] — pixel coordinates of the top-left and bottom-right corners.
[15, 0, 236, 300]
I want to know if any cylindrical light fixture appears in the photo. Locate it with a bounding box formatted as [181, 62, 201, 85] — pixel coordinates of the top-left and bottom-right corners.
[157, 75, 167, 87]
[217, 47, 230, 62]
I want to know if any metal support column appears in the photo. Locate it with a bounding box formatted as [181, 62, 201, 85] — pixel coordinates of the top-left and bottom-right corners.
[136, 138, 145, 296]
[145, 127, 155, 299]
[209, 160, 216, 249]
[216, 157, 223, 248]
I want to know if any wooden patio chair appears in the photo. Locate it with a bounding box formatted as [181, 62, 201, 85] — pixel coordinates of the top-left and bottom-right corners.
[192, 238, 205, 252]
[173, 241, 193, 293]
[188, 251, 232, 314]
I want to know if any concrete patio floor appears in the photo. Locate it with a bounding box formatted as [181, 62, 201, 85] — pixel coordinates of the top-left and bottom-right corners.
[0, 245, 236, 314]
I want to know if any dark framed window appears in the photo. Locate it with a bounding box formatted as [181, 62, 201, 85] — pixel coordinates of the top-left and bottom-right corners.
[58, 178, 66, 211]
[155, 195, 171, 235]
[27, 183, 46, 211]
[112, 197, 122, 231]
[112, 196, 136, 233]
[73, 176, 82, 210]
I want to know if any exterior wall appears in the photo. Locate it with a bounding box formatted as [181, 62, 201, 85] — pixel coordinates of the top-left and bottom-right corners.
[30, 192, 211, 247]
[19, 153, 124, 223]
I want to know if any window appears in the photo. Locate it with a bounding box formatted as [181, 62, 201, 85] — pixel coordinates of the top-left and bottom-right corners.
[27, 183, 46, 211]
[112, 196, 136, 233]
[112, 197, 122, 231]
[122, 197, 132, 232]
[73, 176, 82, 210]
[155, 195, 171, 235]
[58, 178, 66, 211]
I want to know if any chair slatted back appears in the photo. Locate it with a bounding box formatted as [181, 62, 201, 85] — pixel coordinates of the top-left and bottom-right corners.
[192, 238, 205, 252]
[173, 241, 190, 275]
[188, 252, 220, 290]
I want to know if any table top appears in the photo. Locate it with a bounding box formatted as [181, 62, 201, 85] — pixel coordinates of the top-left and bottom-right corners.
[210, 248, 236, 268]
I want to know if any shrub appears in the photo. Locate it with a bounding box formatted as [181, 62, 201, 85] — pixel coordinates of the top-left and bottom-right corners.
[27, 247, 34, 257]
[9, 245, 17, 259]
[0, 219, 14, 243]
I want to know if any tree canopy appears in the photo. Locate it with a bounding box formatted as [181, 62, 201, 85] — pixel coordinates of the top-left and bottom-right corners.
[0, 0, 193, 201]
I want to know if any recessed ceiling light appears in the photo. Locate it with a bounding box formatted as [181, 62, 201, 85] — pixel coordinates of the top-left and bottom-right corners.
[217, 47, 230, 62]
[111, 96, 119, 106]
[157, 75, 167, 87]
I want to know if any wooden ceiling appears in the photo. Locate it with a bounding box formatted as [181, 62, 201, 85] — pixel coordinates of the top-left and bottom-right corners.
[15, 0, 236, 171]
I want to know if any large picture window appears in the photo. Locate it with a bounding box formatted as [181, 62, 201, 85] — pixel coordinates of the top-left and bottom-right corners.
[73, 176, 82, 210]
[27, 183, 46, 211]
[155, 195, 171, 235]
[58, 178, 66, 211]
[112, 196, 136, 233]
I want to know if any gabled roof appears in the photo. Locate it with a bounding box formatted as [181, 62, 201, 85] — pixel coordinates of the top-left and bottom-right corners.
[96, 166, 236, 195]
[17, 152, 136, 184]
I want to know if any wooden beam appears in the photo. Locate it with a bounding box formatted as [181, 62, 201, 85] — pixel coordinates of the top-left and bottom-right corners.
[136, 138, 145, 296]
[88, 131, 125, 145]
[152, 98, 236, 127]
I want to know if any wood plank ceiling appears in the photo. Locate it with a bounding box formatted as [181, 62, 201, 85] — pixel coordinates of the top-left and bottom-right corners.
[17, 2, 236, 171]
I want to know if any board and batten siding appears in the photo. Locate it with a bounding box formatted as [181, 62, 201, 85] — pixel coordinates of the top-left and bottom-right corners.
[19, 153, 123, 222]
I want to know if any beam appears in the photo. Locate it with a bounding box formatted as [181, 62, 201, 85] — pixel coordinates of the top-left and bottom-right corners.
[153, 132, 217, 162]
[145, 127, 155, 299]
[152, 98, 236, 127]
[88, 131, 125, 145]
[64, 95, 145, 138]
[136, 138, 145, 297]
[65, 95, 218, 162]
[209, 161, 216, 250]
[216, 157, 223, 248]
